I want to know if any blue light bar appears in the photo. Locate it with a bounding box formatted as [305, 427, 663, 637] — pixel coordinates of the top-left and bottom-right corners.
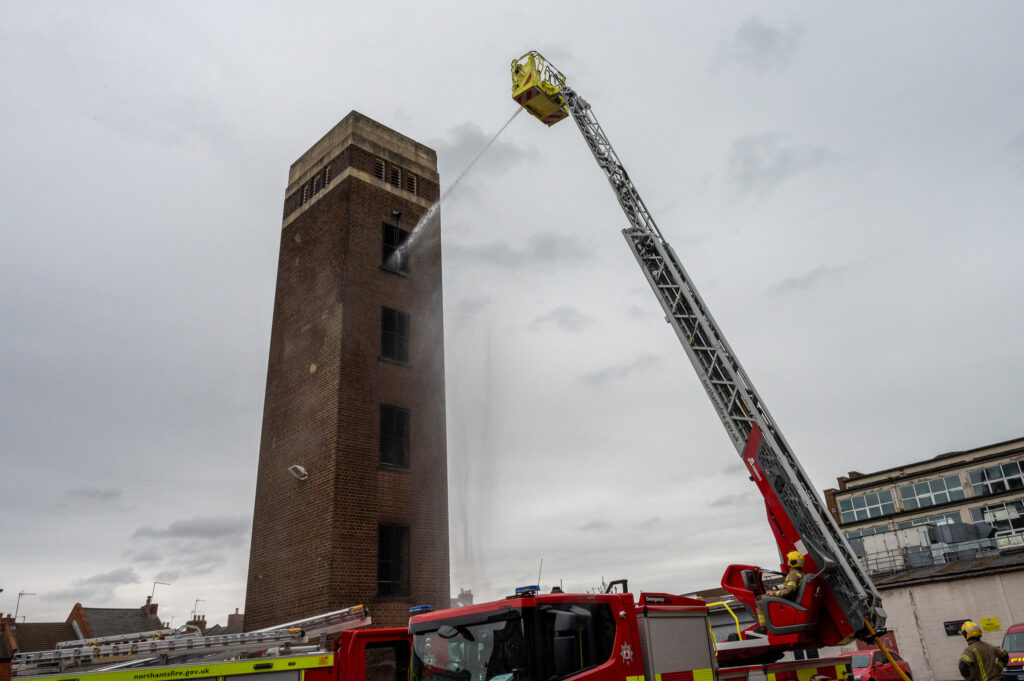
[514, 585, 540, 596]
[409, 605, 433, 614]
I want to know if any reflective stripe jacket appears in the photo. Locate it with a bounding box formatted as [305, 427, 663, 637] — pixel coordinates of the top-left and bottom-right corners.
[774, 568, 803, 599]
[958, 640, 1009, 681]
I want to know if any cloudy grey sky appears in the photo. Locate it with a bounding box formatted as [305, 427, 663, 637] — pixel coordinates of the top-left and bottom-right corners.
[3, 2, 1023, 626]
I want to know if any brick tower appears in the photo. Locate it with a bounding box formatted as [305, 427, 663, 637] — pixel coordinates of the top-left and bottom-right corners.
[244, 112, 449, 629]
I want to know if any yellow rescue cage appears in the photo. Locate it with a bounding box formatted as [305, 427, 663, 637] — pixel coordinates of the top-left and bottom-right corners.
[510, 51, 570, 126]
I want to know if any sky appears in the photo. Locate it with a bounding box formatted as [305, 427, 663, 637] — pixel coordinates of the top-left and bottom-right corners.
[2, 2, 1023, 629]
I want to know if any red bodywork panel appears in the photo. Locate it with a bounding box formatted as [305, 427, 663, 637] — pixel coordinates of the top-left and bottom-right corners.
[720, 425, 854, 648]
[720, 658, 850, 681]
[410, 592, 692, 681]
[304, 628, 410, 681]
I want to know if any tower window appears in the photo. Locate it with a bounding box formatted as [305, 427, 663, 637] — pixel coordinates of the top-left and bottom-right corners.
[378, 524, 410, 597]
[313, 174, 321, 194]
[375, 158, 386, 180]
[325, 164, 332, 185]
[381, 307, 410, 363]
[389, 167, 401, 188]
[405, 174, 417, 195]
[382, 222, 410, 274]
[380, 405, 410, 468]
[301, 184, 310, 204]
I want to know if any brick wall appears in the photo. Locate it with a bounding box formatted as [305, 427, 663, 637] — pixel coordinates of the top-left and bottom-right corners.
[245, 113, 449, 630]
[853, 572, 1024, 681]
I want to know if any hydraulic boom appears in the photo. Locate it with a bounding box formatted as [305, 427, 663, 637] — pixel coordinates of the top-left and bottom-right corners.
[511, 50, 885, 648]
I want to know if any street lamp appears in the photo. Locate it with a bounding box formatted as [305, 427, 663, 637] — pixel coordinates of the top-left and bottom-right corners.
[14, 591, 36, 620]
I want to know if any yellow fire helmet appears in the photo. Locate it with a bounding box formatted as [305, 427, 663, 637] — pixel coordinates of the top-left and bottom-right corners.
[787, 551, 805, 568]
[961, 621, 983, 640]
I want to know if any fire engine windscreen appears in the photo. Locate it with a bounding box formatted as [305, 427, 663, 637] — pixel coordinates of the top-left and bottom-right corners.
[410, 603, 616, 681]
[412, 611, 529, 681]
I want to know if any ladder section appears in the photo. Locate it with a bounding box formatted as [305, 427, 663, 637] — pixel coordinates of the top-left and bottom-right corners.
[13, 605, 370, 674]
[559, 85, 885, 639]
[56, 629, 181, 649]
[249, 605, 371, 640]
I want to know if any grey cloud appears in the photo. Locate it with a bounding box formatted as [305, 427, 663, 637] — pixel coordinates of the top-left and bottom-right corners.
[80, 567, 140, 585]
[154, 570, 180, 582]
[579, 353, 661, 386]
[722, 17, 803, 73]
[68, 487, 122, 501]
[43, 585, 105, 603]
[129, 550, 163, 563]
[433, 118, 535, 188]
[578, 520, 612, 532]
[626, 304, 655, 321]
[42, 567, 140, 603]
[457, 296, 492, 318]
[1006, 132, 1024, 175]
[446, 233, 592, 270]
[709, 493, 757, 508]
[133, 516, 250, 541]
[532, 306, 596, 333]
[728, 133, 837, 195]
[721, 462, 747, 475]
[768, 264, 851, 295]
[177, 556, 223, 576]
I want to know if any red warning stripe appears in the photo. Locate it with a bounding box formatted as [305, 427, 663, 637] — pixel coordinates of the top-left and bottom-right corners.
[515, 88, 537, 105]
[541, 110, 568, 125]
[662, 672, 695, 681]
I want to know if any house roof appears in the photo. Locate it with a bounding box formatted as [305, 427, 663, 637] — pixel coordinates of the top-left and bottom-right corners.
[9, 622, 78, 653]
[203, 621, 243, 637]
[80, 608, 163, 638]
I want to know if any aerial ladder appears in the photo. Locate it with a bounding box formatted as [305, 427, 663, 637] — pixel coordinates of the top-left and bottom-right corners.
[510, 51, 889, 656]
[12, 605, 372, 675]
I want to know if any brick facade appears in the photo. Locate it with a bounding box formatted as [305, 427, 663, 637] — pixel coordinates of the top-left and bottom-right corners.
[244, 112, 449, 630]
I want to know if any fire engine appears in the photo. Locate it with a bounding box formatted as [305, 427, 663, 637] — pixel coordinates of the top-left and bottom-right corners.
[11, 606, 409, 681]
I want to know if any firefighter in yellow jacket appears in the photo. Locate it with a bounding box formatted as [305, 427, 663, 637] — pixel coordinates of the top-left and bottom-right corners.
[753, 551, 804, 633]
[958, 621, 1008, 681]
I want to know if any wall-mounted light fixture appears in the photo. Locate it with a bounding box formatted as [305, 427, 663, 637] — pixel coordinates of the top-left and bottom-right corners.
[288, 464, 308, 480]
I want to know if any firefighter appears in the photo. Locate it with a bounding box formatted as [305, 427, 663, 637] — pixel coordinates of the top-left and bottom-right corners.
[958, 620, 1008, 681]
[753, 551, 805, 634]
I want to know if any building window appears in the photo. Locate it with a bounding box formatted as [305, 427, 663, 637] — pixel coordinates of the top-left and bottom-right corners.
[970, 500, 1024, 548]
[378, 524, 410, 597]
[405, 174, 417, 195]
[969, 459, 1024, 496]
[380, 405, 410, 468]
[381, 307, 410, 363]
[845, 525, 888, 540]
[301, 184, 310, 204]
[313, 174, 321, 194]
[375, 158, 386, 180]
[898, 474, 965, 510]
[838, 490, 895, 523]
[382, 223, 410, 274]
[390, 167, 401, 188]
[325, 164, 332, 185]
[896, 511, 963, 529]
